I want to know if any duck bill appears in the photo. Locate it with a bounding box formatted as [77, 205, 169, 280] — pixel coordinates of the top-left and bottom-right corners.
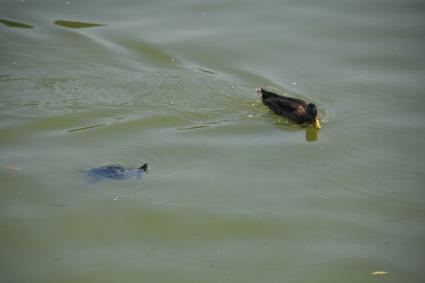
[314, 119, 321, 129]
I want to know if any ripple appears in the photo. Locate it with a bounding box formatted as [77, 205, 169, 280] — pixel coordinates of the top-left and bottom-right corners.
[0, 19, 33, 29]
[197, 68, 217, 75]
[54, 20, 106, 29]
[66, 123, 107, 133]
[176, 125, 211, 131]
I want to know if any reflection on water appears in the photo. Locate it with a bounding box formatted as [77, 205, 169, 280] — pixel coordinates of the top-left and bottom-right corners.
[305, 126, 319, 142]
[0, 18, 33, 28]
[53, 20, 106, 29]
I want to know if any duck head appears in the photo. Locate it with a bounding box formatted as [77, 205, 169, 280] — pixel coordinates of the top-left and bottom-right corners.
[306, 103, 321, 129]
[139, 163, 149, 173]
[306, 103, 317, 120]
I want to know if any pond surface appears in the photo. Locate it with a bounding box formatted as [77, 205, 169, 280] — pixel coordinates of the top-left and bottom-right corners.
[1, 0, 425, 282]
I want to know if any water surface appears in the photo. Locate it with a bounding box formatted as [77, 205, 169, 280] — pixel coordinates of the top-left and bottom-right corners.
[1, 0, 425, 282]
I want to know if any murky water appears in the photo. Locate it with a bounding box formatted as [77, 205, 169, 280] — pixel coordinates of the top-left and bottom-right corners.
[1, 0, 425, 282]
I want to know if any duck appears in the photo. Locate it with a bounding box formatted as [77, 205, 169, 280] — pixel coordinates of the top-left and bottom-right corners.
[256, 88, 321, 129]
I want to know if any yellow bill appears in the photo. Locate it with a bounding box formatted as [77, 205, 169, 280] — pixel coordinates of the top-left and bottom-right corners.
[314, 119, 321, 129]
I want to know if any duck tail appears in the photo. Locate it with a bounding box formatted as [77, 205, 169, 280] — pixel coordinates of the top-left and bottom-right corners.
[256, 88, 264, 97]
[256, 88, 279, 99]
[140, 163, 149, 173]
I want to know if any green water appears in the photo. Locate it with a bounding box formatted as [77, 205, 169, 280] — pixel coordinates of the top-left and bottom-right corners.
[1, 0, 425, 282]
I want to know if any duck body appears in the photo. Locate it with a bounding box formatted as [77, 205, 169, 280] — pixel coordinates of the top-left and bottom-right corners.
[87, 163, 148, 181]
[256, 88, 320, 127]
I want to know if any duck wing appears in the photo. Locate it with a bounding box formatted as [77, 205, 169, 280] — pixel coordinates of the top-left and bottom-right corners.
[275, 96, 307, 106]
[263, 97, 304, 112]
[262, 97, 306, 122]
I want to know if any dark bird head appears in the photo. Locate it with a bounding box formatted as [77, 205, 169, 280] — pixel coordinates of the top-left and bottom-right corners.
[306, 103, 318, 121]
[306, 103, 321, 129]
[139, 163, 149, 173]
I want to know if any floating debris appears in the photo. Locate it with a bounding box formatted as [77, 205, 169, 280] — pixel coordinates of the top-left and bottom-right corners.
[371, 271, 388, 275]
[7, 165, 22, 171]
